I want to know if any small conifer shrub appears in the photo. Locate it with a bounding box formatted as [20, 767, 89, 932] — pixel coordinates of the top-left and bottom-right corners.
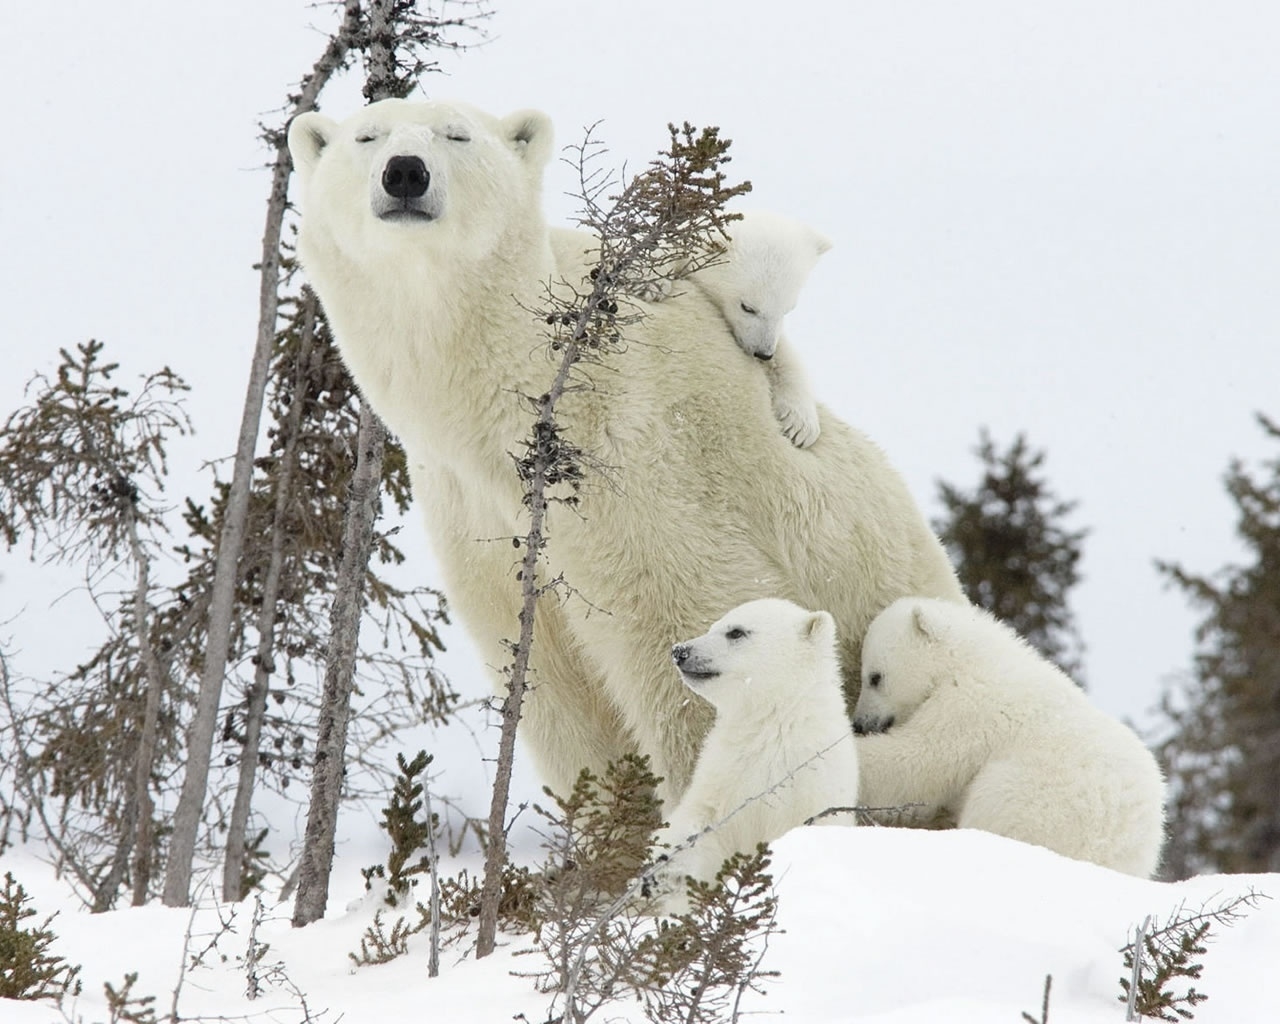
[0, 871, 82, 1002]
[1119, 890, 1267, 1021]
[359, 750, 437, 907]
[102, 972, 158, 1023]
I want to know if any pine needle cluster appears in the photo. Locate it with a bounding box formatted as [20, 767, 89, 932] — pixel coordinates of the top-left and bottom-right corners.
[349, 750, 440, 967]
[527, 757, 780, 1024]
[348, 907, 418, 968]
[102, 971, 158, 1023]
[359, 750, 437, 906]
[1119, 890, 1268, 1021]
[0, 871, 82, 1002]
[630, 845, 780, 1023]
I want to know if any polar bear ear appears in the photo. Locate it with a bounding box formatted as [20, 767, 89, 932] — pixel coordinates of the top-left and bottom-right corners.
[910, 605, 938, 642]
[502, 109, 554, 168]
[803, 610, 835, 645]
[288, 112, 338, 181]
[810, 227, 834, 257]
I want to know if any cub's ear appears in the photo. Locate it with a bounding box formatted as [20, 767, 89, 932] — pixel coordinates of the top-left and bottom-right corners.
[503, 109, 554, 168]
[810, 228, 834, 257]
[803, 609, 835, 645]
[288, 112, 338, 181]
[910, 604, 938, 642]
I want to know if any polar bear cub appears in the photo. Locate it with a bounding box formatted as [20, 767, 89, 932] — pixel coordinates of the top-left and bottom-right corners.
[654, 211, 831, 449]
[854, 597, 1166, 877]
[656, 598, 859, 896]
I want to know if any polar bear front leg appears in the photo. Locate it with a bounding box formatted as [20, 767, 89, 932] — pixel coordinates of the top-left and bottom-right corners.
[764, 335, 821, 449]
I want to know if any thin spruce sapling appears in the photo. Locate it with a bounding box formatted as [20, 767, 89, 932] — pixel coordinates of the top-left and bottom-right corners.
[474, 122, 751, 959]
[1119, 889, 1269, 1021]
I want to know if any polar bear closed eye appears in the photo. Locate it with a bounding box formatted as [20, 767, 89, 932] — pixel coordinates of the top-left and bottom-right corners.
[654, 598, 859, 909]
[854, 597, 1167, 877]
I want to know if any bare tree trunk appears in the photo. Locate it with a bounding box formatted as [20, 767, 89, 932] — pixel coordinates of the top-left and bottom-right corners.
[93, 798, 135, 912]
[221, 292, 321, 901]
[472, 123, 749, 955]
[128, 517, 164, 906]
[291, 403, 386, 926]
[162, 0, 364, 908]
[290, 0, 405, 930]
[474, 484, 547, 958]
[475, 334, 585, 955]
[424, 776, 442, 978]
[87, 512, 164, 911]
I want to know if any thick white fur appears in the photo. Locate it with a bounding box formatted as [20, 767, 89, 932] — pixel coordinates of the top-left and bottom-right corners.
[693, 211, 831, 448]
[287, 99, 963, 803]
[854, 597, 1167, 877]
[658, 599, 859, 895]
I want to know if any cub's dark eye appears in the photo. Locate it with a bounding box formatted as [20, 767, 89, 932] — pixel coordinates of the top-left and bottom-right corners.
[868, 672, 883, 689]
[739, 302, 759, 316]
[445, 128, 471, 142]
[355, 132, 378, 144]
[725, 627, 748, 641]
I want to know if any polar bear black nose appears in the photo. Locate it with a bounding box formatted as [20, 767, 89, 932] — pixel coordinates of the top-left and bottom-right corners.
[382, 155, 430, 199]
[671, 643, 690, 666]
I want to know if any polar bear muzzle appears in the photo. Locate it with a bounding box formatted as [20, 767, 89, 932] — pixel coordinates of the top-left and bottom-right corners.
[382, 155, 429, 199]
[375, 154, 439, 222]
[671, 643, 719, 684]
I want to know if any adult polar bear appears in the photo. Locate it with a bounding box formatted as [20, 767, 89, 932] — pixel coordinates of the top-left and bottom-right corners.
[287, 98, 963, 802]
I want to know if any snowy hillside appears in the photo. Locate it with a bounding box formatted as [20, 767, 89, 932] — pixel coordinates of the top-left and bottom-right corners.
[3, 827, 1275, 1023]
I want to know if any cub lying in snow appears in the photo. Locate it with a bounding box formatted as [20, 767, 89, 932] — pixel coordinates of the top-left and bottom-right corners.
[854, 596, 1166, 877]
[653, 598, 859, 904]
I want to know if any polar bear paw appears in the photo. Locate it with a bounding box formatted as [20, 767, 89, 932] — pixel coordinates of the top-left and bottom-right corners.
[773, 391, 821, 449]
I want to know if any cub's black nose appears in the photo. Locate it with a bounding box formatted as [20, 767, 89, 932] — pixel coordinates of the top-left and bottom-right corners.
[382, 155, 430, 199]
[671, 643, 690, 666]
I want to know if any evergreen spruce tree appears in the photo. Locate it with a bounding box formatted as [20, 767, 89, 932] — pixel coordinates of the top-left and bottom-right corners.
[0, 872, 82, 1002]
[0, 341, 191, 910]
[934, 429, 1088, 679]
[1152, 413, 1280, 878]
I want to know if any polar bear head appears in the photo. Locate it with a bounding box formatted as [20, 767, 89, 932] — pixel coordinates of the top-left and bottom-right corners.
[853, 597, 964, 734]
[670, 598, 838, 713]
[287, 98, 554, 275]
[695, 211, 832, 360]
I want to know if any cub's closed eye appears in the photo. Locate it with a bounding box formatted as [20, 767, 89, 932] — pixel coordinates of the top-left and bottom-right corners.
[868, 672, 883, 689]
[739, 302, 758, 316]
[445, 128, 472, 142]
[355, 132, 379, 144]
[725, 627, 749, 641]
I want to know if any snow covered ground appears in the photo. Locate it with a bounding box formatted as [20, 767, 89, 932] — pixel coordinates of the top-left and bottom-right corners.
[3, 827, 1275, 1023]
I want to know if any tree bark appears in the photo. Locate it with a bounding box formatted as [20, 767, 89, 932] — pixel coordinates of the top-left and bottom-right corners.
[290, 0, 403, 929]
[162, 0, 364, 908]
[127, 516, 164, 907]
[291, 402, 385, 926]
[476, 341, 582, 957]
[89, 511, 163, 911]
[221, 292, 320, 901]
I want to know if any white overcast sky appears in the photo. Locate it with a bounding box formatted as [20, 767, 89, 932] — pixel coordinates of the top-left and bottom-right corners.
[2, 1, 1278, 745]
